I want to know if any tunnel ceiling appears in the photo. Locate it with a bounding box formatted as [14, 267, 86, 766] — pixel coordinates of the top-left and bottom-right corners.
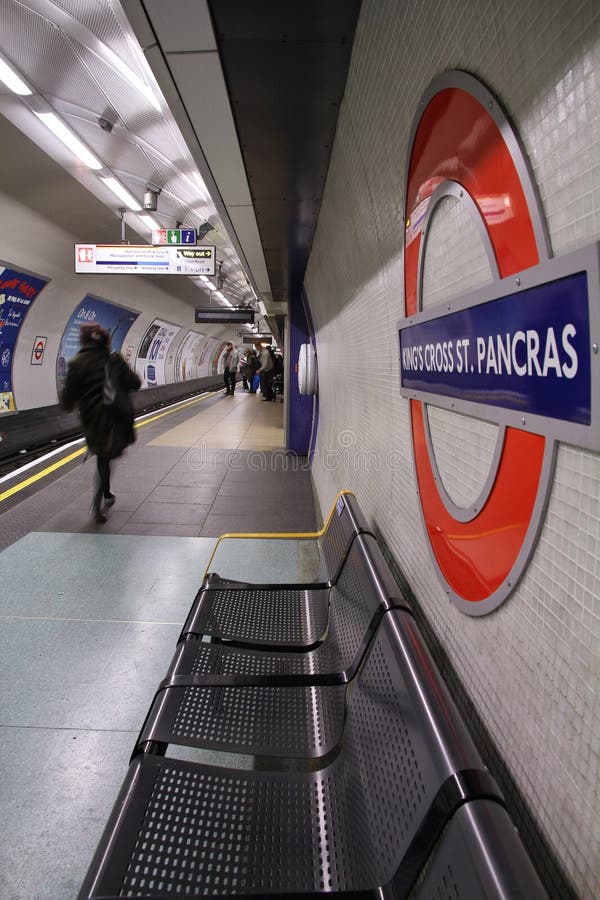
[0, 0, 361, 328]
[207, 0, 362, 303]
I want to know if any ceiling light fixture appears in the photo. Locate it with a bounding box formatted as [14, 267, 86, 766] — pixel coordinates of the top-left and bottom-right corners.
[34, 111, 102, 169]
[105, 53, 161, 112]
[100, 176, 142, 210]
[0, 55, 32, 95]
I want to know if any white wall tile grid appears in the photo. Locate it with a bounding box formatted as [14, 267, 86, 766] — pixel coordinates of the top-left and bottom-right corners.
[304, 0, 600, 897]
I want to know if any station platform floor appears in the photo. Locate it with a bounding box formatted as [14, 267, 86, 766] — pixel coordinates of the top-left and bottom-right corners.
[0, 387, 318, 899]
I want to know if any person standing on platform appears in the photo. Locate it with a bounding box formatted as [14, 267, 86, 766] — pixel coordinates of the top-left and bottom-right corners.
[256, 343, 274, 400]
[243, 349, 258, 392]
[222, 342, 240, 396]
[61, 323, 141, 523]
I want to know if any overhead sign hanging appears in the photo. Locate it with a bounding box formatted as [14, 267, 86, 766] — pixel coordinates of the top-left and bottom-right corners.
[75, 244, 216, 276]
[194, 307, 255, 324]
[152, 228, 196, 245]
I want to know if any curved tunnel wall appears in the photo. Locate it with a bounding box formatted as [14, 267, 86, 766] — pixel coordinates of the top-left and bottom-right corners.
[304, 1, 600, 897]
[0, 186, 240, 417]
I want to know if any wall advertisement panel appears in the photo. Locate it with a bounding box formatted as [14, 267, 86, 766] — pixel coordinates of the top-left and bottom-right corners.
[0, 264, 48, 413]
[56, 295, 140, 394]
[197, 336, 219, 376]
[175, 329, 206, 381]
[136, 318, 181, 387]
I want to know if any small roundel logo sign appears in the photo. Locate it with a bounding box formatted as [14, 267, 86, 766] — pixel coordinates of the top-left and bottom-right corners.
[402, 71, 599, 615]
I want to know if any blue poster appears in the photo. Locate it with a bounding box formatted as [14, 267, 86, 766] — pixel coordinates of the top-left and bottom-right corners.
[0, 265, 48, 413]
[56, 295, 139, 392]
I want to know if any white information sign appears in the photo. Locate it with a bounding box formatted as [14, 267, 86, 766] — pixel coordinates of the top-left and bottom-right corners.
[75, 244, 216, 276]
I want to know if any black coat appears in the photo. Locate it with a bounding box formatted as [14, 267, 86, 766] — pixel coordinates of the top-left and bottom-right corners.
[61, 345, 141, 457]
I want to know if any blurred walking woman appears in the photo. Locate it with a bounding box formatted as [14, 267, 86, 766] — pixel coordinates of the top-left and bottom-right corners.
[61, 324, 141, 523]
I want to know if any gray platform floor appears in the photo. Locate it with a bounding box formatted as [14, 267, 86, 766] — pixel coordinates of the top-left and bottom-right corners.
[0, 392, 318, 899]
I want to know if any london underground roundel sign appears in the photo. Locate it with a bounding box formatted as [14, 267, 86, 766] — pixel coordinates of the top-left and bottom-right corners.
[402, 71, 599, 615]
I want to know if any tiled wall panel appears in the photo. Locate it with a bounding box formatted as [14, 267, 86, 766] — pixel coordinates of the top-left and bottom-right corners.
[304, 1, 600, 897]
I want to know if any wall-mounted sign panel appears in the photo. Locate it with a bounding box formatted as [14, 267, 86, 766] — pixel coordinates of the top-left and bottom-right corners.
[404, 69, 599, 616]
[75, 244, 216, 276]
[0, 264, 48, 413]
[194, 308, 255, 324]
[31, 335, 47, 365]
[399, 244, 599, 451]
[135, 318, 181, 387]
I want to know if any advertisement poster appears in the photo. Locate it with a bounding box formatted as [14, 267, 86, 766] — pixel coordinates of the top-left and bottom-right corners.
[136, 318, 181, 387]
[56, 295, 139, 394]
[213, 340, 230, 375]
[197, 336, 219, 376]
[0, 264, 48, 413]
[175, 329, 206, 381]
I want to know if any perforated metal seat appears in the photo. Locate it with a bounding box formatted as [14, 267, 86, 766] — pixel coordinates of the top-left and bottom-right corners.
[133, 534, 408, 760]
[180, 580, 331, 649]
[136, 682, 347, 758]
[178, 491, 375, 650]
[167, 533, 409, 689]
[79, 611, 532, 899]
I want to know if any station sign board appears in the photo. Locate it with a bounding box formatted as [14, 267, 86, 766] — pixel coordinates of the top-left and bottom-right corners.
[402, 69, 600, 616]
[194, 307, 255, 324]
[242, 333, 271, 343]
[75, 244, 216, 276]
[399, 247, 599, 449]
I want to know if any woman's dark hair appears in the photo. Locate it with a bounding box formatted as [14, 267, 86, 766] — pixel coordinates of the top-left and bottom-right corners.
[79, 323, 110, 347]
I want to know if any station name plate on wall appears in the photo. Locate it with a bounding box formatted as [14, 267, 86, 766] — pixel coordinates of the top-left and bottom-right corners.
[399, 244, 600, 452]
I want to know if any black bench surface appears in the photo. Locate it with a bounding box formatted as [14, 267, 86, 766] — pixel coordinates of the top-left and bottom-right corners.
[79, 610, 515, 898]
[178, 491, 374, 651]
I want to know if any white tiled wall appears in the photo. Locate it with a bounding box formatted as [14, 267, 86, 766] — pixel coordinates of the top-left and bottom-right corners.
[304, 1, 600, 897]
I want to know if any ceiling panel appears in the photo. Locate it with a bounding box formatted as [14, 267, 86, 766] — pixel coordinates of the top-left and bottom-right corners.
[142, 0, 217, 53]
[166, 52, 252, 206]
[208, 0, 362, 302]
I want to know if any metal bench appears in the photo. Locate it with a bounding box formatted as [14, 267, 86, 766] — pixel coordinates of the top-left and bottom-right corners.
[133, 530, 407, 759]
[77, 609, 548, 899]
[179, 491, 374, 651]
[164, 532, 409, 689]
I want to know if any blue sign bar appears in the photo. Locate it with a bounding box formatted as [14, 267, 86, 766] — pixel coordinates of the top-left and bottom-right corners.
[400, 271, 591, 425]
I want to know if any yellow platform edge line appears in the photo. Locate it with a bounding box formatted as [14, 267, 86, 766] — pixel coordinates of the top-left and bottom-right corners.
[201, 489, 356, 578]
[0, 391, 213, 504]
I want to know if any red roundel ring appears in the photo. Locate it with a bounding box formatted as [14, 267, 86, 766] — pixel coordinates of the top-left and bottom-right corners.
[404, 71, 556, 615]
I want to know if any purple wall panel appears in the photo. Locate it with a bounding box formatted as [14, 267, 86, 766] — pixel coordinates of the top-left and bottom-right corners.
[287, 291, 317, 455]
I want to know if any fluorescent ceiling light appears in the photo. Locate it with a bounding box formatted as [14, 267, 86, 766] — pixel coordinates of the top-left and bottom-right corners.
[100, 176, 142, 210]
[105, 52, 161, 112]
[138, 214, 159, 230]
[199, 276, 214, 288]
[0, 56, 32, 95]
[258, 300, 267, 316]
[34, 111, 102, 169]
